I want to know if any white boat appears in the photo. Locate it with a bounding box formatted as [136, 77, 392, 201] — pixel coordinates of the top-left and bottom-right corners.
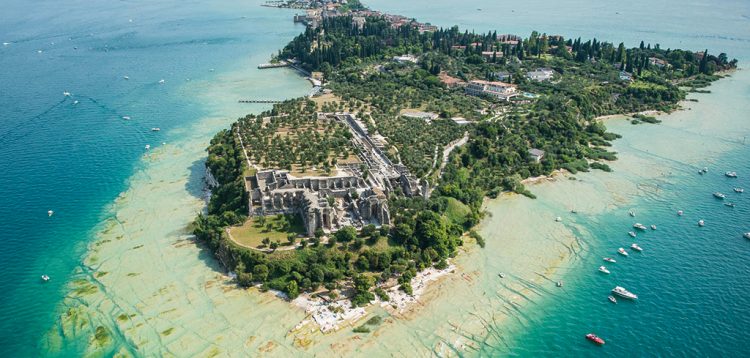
[651, 224, 657, 230]
[608, 295, 617, 304]
[629, 210, 636, 217]
[73, 100, 79, 105]
[617, 248, 629, 256]
[555, 216, 562, 222]
[744, 233, 750, 240]
[63, 91, 71, 97]
[498, 273, 505, 278]
[633, 223, 647, 230]
[599, 266, 610, 274]
[628, 231, 637, 238]
[556, 281, 563, 287]
[713, 192, 726, 199]
[725, 171, 738, 178]
[158, 79, 165, 84]
[144, 144, 150, 150]
[122, 116, 131, 120]
[724, 202, 736, 208]
[603, 257, 616, 263]
[151, 128, 160, 132]
[611, 286, 638, 300]
[631, 243, 643, 252]
[2, 42, 9, 46]
[41, 275, 50, 282]
[677, 210, 684, 216]
[698, 220, 705, 227]
[47, 210, 54, 217]
[734, 188, 744, 193]
[123, 75, 130, 80]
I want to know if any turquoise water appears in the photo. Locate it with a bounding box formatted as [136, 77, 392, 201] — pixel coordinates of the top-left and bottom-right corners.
[0, 0, 308, 355]
[2, 0, 749, 356]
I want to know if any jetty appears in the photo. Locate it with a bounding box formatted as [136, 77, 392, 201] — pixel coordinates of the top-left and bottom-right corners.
[238, 99, 284, 104]
[257, 62, 289, 69]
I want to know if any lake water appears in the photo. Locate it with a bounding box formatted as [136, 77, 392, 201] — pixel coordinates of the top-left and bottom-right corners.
[1, 0, 748, 356]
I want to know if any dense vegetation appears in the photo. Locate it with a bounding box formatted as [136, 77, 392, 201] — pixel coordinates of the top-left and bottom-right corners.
[194, 12, 736, 304]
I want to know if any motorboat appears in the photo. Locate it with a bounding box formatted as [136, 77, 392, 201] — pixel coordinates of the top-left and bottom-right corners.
[47, 210, 54, 217]
[585, 333, 605, 345]
[151, 128, 160, 132]
[612, 286, 638, 300]
[743, 232, 750, 240]
[63, 91, 71, 97]
[633, 223, 647, 230]
[734, 188, 744, 193]
[555, 216, 562, 222]
[498, 273, 505, 278]
[629, 210, 636, 217]
[651, 224, 657, 230]
[631, 243, 643, 252]
[73, 100, 79, 105]
[617, 248, 629, 256]
[556, 281, 563, 287]
[41, 275, 50, 282]
[714, 192, 726, 199]
[598, 266, 610, 274]
[698, 220, 705, 227]
[144, 144, 150, 150]
[725, 171, 738, 178]
[628, 231, 637, 238]
[123, 75, 130, 80]
[122, 116, 131, 120]
[677, 210, 684, 216]
[724, 202, 736, 208]
[603, 257, 616, 263]
[608, 295, 617, 304]
[158, 79, 165, 84]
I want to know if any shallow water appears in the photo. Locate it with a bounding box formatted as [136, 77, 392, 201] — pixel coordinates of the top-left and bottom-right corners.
[2, 0, 749, 356]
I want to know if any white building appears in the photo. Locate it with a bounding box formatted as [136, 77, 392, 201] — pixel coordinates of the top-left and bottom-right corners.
[526, 68, 555, 81]
[465, 80, 518, 101]
[528, 148, 545, 162]
[392, 54, 418, 64]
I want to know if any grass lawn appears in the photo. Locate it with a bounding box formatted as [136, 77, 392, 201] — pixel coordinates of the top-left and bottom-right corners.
[229, 214, 306, 249]
[444, 197, 471, 226]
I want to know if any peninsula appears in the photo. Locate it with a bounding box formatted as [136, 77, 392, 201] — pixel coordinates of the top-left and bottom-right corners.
[193, 1, 736, 333]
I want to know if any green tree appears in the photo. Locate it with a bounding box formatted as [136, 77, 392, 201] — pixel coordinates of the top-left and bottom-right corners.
[253, 264, 269, 282]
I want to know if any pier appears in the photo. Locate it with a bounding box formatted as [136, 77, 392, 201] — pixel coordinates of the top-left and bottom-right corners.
[238, 99, 284, 104]
[257, 62, 289, 69]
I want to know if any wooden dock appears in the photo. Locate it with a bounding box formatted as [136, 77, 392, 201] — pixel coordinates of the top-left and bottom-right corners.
[257, 62, 289, 69]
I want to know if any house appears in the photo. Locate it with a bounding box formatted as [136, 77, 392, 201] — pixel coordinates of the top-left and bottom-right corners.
[311, 71, 325, 81]
[352, 16, 367, 30]
[481, 51, 503, 61]
[393, 54, 418, 64]
[649, 57, 669, 68]
[465, 80, 518, 101]
[528, 148, 545, 163]
[451, 117, 471, 125]
[526, 68, 555, 82]
[439, 72, 466, 88]
[619, 71, 633, 81]
[491, 71, 512, 82]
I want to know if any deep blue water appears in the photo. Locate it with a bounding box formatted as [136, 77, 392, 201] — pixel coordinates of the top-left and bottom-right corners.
[0, 0, 306, 355]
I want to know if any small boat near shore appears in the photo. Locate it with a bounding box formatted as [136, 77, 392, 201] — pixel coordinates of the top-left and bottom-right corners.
[744, 233, 750, 240]
[698, 219, 705, 227]
[122, 116, 131, 120]
[629, 210, 636, 217]
[612, 286, 638, 300]
[677, 210, 684, 216]
[603, 257, 616, 263]
[41, 275, 50, 282]
[151, 127, 160, 132]
[144, 144, 150, 150]
[651, 224, 657, 230]
[631, 243, 643, 252]
[734, 188, 744, 193]
[47, 210, 54, 217]
[725, 202, 736, 208]
[628, 231, 637, 238]
[599, 266, 610, 274]
[699, 167, 708, 175]
[608, 295, 617, 304]
[714, 192, 726, 199]
[556, 281, 563, 287]
[498, 273, 505, 278]
[725, 171, 738, 178]
[618, 248, 629, 256]
[585, 333, 605, 345]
